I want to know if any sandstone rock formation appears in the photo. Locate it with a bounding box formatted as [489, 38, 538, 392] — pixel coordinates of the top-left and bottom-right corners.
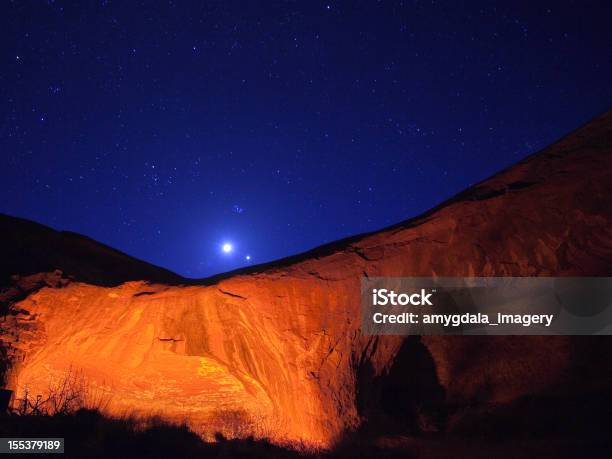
[1, 111, 611, 447]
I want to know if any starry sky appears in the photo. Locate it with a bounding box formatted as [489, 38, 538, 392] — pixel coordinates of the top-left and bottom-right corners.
[1, 1, 611, 277]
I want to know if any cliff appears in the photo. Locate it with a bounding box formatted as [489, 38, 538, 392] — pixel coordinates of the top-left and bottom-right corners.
[1, 111, 611, 447]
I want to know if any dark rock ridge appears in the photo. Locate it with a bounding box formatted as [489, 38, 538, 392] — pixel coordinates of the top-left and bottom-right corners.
[0, 214, 182, 288]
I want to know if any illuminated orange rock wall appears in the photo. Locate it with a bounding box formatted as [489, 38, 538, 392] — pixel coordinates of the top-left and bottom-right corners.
[4, 112, 612, 446]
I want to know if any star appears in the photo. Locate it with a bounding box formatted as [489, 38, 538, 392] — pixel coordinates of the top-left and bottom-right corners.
[222, 243, 233, 253]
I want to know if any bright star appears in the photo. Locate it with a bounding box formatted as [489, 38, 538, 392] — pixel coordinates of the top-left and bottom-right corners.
[222, 243, 233, 253]
[245, 255, 251, 261]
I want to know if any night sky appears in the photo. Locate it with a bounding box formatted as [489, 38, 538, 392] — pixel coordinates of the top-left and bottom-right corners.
[2, 1, 611, 277]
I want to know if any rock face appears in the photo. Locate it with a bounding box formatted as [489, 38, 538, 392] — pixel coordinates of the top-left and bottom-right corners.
[1, 111, 612, 447]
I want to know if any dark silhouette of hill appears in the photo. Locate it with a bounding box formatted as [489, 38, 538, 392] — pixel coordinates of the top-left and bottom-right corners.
[0, 214, 183, 288]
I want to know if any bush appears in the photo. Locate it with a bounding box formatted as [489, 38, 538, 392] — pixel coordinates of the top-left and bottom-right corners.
[14, 366, 111, 416]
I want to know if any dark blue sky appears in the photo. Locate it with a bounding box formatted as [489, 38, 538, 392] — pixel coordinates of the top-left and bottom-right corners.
[1, 1, 611, 277]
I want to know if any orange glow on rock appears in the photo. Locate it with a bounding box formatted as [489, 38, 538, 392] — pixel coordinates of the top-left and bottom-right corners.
[2, 112, 612, 448]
